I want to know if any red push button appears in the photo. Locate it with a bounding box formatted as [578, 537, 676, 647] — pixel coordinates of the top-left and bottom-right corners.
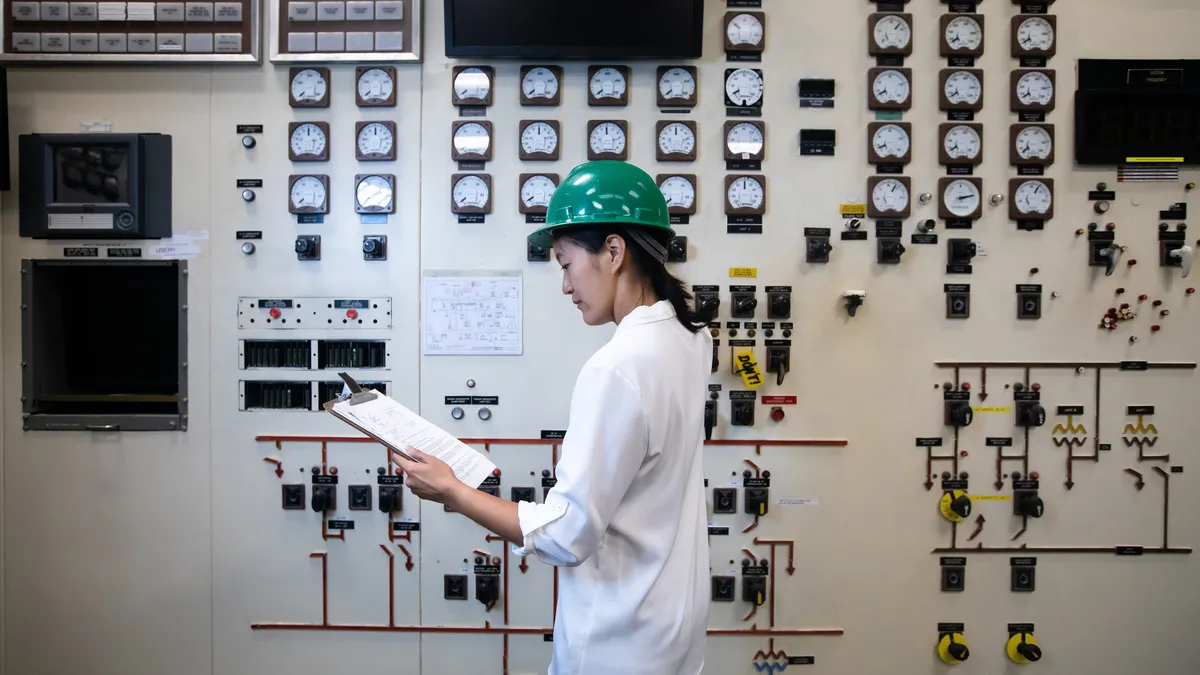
[269, 307, 281, 319]
[770, 407, 785, 422]
[347, 309, 359, 319]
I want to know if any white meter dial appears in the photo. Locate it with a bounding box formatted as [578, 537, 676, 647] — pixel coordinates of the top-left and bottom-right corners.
[944, 70, 983, 106]
[453, 122, 491, 157]
[356, 122, 393, 156]
[725, 68, 764, 107]
[290, 123, 327, 158]
[1014, 180, 1053, 215]
[1016, 126, 1053, 161]
[589, 122, 626, 156]
[521, 122, 558, 156]
[658, 122, 695, 157]
[872, 69, 911, 104]
[943, 179, 981, 218]
[658, 67, 696, 102]
[1016, 71, 1054, 106]
[520, 174, 557, 210]
[873, 124, 910, 159]
[590, 67, 627, 100]
[727, 176, 764, 210]
[289, 175, 328, 213]
[944, 15, 982, 51]
[944, 125, 981, 161]
[726, 122, 764, 158]
[873, 14, 911, 50]
[726, 13, 764, 47]
[659, 175, 696, 212]
[1016, 16, 1054, 52]
[356, 67, 394, 105]
[453, 67, 491, 102]
[355, 174, 394, 213]
[290, 68, 327, 104]
[872, 178, 909, 214]
[522, 67, 559, 101]
[452, 175, 489, 210]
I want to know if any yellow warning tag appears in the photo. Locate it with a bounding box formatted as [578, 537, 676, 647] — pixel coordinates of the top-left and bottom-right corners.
[1125, 157, 1183, 163]
[970, 495, 1013, 501]
[840, 203, 867, 217]
[729, 267, 757, 278]
[734, 349, 764, 390]
[972, 406, 1013, 414]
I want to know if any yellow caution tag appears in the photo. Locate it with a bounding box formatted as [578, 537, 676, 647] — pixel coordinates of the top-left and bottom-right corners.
[1125, 157, 1184, 163]
[729, 267, 757, 278]
[972, 406, 1013, 414]
[734, 349, 764, 389]
[840, 203, 867, 217]
[970, 495, 1013, 501]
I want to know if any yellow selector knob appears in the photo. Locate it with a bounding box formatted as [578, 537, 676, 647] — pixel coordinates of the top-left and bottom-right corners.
[1007, 632, 1042, 664]
[939, 490, 972, 522]
[756, 592, 763, 605]
[937, 633, 970, 665]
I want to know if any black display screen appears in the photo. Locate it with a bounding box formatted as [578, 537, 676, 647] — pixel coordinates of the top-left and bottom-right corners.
[53, 143, 129, 204]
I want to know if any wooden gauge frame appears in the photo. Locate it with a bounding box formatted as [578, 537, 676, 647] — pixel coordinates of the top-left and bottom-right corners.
[867, 121, 913, 165]
[517, 173, 560, 215]
[354, 174, 396, 215]
[287, 174, 330, 215]
[866, 176, 913, 219]
[939, 14, 985, 58]
[451, 66, 494, 107]
[725, 11, 766, 54]
[354, 121, 397, 161]
[288, 121, 330, 162]
[723, 120, 766, 162]
[1011, 69, 1057, 112]
[939, 122, 985, 166]
[587, 65, 631, 107]
[1010, 123, 1056, 167]
[450, 173, 492, 214]
[868, 13, 913, 57]
[656, 120, 698, 163]
[867, 67, 913, 111]
[656, 66, 699, 108]
[939, 69, 985, 112]
[451, 120, 494, 162]
[289, 67, 331, 108]
[938, 177, 984, 221]
[519, 65, 564, 107]
[586, 120, 629, 161]
[518, 120, 561, 161]
[1012, 14, 1057, 59]
[656, 174, 699, 216]
[355, 66, 397, 107]
[724, 174, 767, 216]
[1009, 177, 1055, 222]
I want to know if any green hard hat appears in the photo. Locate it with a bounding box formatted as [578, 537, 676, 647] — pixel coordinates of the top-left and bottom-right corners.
[527, 160, 674, 251]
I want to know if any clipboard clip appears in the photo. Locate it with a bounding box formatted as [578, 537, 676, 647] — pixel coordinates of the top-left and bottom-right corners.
[337, 372, 378, 405]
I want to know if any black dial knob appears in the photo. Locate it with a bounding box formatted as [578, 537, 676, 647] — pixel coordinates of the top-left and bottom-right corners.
[950, 494, 972, 519]
[363, 239, 377, 254]
[1017, 641, 1042, 662]
[769, 294, 790, 317]
[735, 297, 757, 313]
[295, 239, 310, 254]
[948, 641, 969, 661]
[669, 239, 686, 256]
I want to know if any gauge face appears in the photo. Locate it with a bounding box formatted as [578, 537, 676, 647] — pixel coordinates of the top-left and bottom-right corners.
[725, 68, 764, 107]
[659, 67, 696, 101]
[726, 122, 763, 158]
[944, 71, 982, 105]
[727, 13, 764, 47]
[521, 122, 558, 155]
[454, 67, 490, 101]
[291, 68, 327, 102]
[290, 123, 326, 157]
[945, 16, 982, 50]
[356, 175, 393, 212]
[357, 122, 393, 156]
[589, 122, 625, 155]
[873, 124, 909, 159]
[873, 15, 911, 50]
[660, 175, 695, 210]
[872, 178, 909, 213]
[522, 67, 559, 101]
[453, 175, 489, 209]
[1015, 180, 1052, 215]
[520, 175, 556, 209]
[453, 122, 490, 156]
[357, 68, 393, 103]
[1016, 126, 1053, 160]
[1016, 71, 1054, 106]
[1017, 17, 1054, 51]
[727, 176, 764, 210]
[290, 176, 327, 210]
[873, 69, 910, 104]
[944, 180, 981, 217]
[590, 67, 626, 100]
[658, 122, 695, 156]
[944, 125, 981, 160]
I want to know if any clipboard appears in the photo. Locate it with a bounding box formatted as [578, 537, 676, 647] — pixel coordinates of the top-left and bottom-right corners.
[322, 372, 420, 464]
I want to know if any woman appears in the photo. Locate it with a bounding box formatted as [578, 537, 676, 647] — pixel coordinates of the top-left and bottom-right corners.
[390, 161, 714, 675]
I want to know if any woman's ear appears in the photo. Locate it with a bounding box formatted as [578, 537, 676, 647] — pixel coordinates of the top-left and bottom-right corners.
[604, 234, 626, 270]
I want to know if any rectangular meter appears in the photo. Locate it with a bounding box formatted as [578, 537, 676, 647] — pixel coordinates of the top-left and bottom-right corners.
[18, 132, 172, 239]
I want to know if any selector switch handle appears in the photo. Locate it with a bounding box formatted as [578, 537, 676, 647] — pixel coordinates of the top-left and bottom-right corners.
[1171, 244, 1193, 278]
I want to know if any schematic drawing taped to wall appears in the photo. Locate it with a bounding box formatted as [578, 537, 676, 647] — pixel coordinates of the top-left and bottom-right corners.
[422, 270, 522, 356]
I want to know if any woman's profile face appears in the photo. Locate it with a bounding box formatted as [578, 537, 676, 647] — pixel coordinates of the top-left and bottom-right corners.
[554, 237, 618, 326]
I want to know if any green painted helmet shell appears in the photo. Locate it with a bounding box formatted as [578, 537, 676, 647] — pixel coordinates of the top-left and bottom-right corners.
[527, 160, 674, 250]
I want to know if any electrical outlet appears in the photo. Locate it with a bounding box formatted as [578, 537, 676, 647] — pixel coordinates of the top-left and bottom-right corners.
[282, 484, 305, 510]
[713, 487, 737, 514]
[711, 575, 735, 601]
[444, 574, 468, 600]
[348, 485, 372, 510]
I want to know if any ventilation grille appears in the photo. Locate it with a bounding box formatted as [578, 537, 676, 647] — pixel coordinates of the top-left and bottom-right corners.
[243, 340, 312, 368]
[318, 340, 388, 369]
[243, 381, 312, 410]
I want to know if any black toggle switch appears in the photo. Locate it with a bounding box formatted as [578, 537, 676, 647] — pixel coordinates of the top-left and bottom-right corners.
[697, 292, 720, 315]
[667, 236, 688, 263]
[767, 291, 791, 319]
[378, 486, 402, 513]
[946, 492, 972, 520]
[806, 236, 833, 263]
[742, 576, 766, 605]
[704, 400, 717, 440]
[311, 484, 335, 512]
[362, 235, 386, 260]
[744, 488, 769, 516]
[731, 400, 755, 427]
[767, 347, 789, 386]
[1016, 401, 1046, 427]
[944, 402, 973, 427]
[731, 292, 758, 319]
[947, 238, 977, 265]
[295, 235, 320, 261]
[475, 575, 500, 607]
[1013, 490, 1044, 518]
[877, 238, 906, 264]
[1016, 635, 1042, 662]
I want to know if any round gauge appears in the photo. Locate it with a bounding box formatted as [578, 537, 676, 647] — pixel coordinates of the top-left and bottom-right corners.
[520, 174, 557, 210]
[873, 69, 910, 104]
[356, 122, 393, 156]
[727, 176, 764, 210]
[659, 67, 696, 102]
[945, 15, 982, 51]
[1015, 180, 1052, 215]
[590, 67, 626, 100]
[726, 122, 764, 158]
[521, 121, 558, 156]
[1016, 71, 1054, 106]
[356, 175, 393, 212]
[453, 122, 490, 156]
[290, 123, 327, 157]
[660, 175, 696, 211]
[873, 15, 911, 50]
[1016, 16, 1054, 52]
[290, 68, 327, 103]
[944, 125, 982, 161]
[453, 175, 489, 209]
[725, 68, 764, 107]
[944, 71, 982, 106]
[453, 67, 490, 101]
[872, 178, 909, 214]
[589, 122, 626, 155]
[522, 67, 559, 101]
[1016, 126, 1053, 161]
[943, 179, 981, 218]
[658, 122, 695, 156]
[357, 68, 393, 104]
[873, 124, 910, 159]
[290, 175, 327, 211]
[726, 13, 764, 47]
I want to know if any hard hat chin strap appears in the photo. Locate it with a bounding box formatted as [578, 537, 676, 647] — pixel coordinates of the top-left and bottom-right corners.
[626, 228, 669, 264]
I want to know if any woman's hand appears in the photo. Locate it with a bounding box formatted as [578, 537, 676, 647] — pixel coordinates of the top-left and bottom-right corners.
[389, 447, 466, 505]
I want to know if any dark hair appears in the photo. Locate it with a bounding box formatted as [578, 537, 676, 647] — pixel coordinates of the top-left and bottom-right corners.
[554, 225, 713, 333]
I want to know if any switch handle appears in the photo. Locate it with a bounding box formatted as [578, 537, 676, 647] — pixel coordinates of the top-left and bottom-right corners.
[1171, 244, 1193, 278]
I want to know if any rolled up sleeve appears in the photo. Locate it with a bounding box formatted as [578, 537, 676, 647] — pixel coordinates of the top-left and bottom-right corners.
[511, 363, 648, 566]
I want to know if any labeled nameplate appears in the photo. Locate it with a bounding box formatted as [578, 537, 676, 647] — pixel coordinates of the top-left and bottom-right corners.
[327, 519, 354, 530]
[917, 437, 944, 447]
